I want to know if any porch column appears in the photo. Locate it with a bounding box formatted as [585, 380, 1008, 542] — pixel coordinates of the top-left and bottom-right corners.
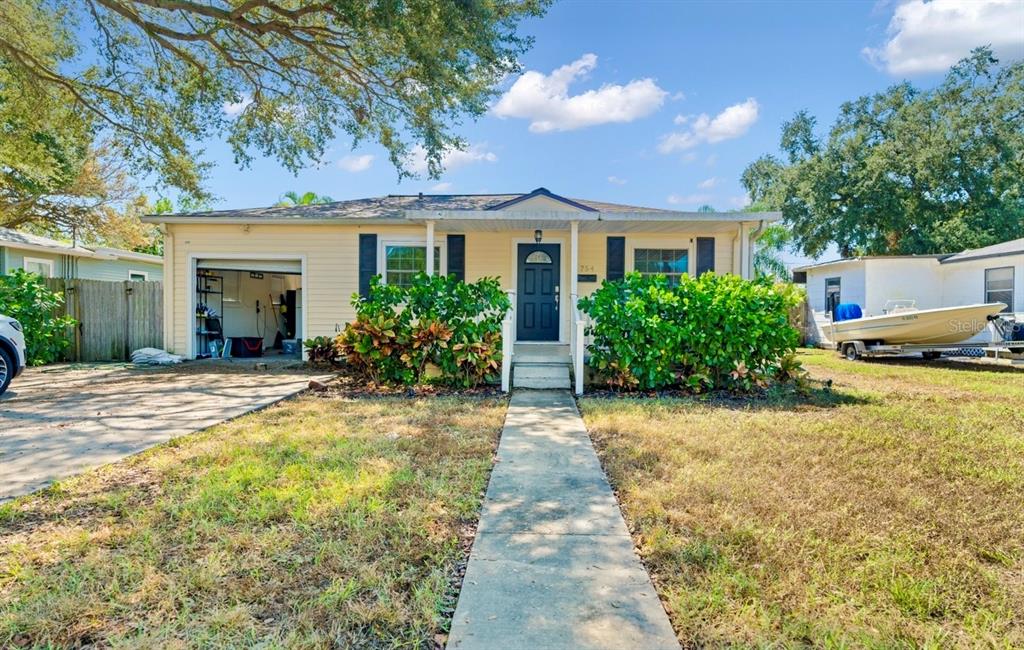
[570, 220, 584, 395]
[739, 222, 751, 280]
[161, 224, 174, 352]
[570, 220, 579, 302]
[425, 220, 435, 275]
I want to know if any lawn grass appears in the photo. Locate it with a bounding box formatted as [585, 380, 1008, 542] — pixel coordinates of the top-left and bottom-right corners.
[0, 394, 507, 647]
[579, 349, 1024, 647]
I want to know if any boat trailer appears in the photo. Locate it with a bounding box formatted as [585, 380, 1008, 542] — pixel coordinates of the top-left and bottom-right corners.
[837, 316, 1024, 362]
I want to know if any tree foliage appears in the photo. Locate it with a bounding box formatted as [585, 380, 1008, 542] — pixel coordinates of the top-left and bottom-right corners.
[0, 0, 546, 205]
[0, 270, 76, 365]
[753, 223, 791, 279]
[742, 48, 1024, 257]
[276, 191, 334, 207]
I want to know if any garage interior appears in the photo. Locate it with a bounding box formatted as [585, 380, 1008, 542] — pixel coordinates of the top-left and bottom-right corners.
[195, 259, 302, 359]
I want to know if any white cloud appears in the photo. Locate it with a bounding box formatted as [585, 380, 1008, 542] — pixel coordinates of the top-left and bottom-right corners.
[337, 154, 374, 172]
[698, 177, 719, 189]
[431, 182, 453, 192]
[671, 91, 686, 101]
[667, 193, 712, 207]
[728, 194, 752, 209]
[407, 143, 498, 175]
[863, 0, 1024, 75]
[673, 114, 690, 125]
[222, 96, 252, 116]
[492, 53, 667, 133]
[607, 175, 628, 185]
[658, 98, 760, 153]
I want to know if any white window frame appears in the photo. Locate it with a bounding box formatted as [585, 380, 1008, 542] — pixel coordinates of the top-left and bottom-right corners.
[23, 256, 55, 278]
[378, 237, 447, 286]
[128, 269, 149, 281]
[626, 237, 695, 284]
[984, 266, 1014, 313]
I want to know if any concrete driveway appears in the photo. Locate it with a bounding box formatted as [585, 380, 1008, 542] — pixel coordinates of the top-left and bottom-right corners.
[0, 360, 327, 501]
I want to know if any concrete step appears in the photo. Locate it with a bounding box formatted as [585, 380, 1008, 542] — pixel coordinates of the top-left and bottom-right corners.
[514, 343, 571, 364]
[513, 362, 571, 389]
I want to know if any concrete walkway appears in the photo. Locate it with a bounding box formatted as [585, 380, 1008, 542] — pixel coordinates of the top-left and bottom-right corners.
[448, 390, 679, 649]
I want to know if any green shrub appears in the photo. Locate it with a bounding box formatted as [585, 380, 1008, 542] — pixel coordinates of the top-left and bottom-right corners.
[0, 269, 76, 365]
[303, 335, 338, 365]
[337, 274, 510, 387]
[578, 272, 801, 391]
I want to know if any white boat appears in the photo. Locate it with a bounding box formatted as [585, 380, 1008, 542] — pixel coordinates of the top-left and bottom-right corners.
[830, 301, 1007, 345]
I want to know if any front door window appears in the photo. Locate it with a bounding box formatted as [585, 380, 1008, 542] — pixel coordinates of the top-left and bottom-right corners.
[517, 243, 560, 341]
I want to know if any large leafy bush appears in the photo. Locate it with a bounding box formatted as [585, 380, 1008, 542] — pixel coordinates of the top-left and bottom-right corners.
[0, 269, 76, 365]
[578, 272, 801, 391]
[337, 274, 510, 387]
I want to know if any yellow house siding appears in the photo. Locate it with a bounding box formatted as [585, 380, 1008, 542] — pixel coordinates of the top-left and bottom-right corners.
[169, 223, 359, 354]
[166, 224, 745, 354]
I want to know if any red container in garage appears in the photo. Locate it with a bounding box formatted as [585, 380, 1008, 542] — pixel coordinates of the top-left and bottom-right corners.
[230, 337, 264, 358]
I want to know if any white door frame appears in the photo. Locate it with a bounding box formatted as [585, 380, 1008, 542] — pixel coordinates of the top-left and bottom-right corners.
[187, 253, 307, 360]
[509, 237, 567, 344]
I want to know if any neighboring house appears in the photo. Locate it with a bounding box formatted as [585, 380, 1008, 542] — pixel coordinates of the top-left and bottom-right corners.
[0, 228, 163, 282]
[794, 237, 1023, 343]
[142, 187, 779, 386]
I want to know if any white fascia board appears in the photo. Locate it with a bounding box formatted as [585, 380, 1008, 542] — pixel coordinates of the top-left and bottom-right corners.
[404, 209, 599, 222]
[0, 240, 101, 259]
[141, 216, 407, 225]
[596, 211, 781, 223]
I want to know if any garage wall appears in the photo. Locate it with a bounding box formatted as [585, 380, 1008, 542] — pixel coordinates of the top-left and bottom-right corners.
[806, 262, 865, 313]
[212, 271, 301, 348]
[863, 258, 942, 315]
[169, 223, 431, 355]
[941, 254, 1023, 315]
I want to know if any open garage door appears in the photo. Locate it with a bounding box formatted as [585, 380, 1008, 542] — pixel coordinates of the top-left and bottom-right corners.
[197, 258, 301, 274]
[193, 258, 303, 359]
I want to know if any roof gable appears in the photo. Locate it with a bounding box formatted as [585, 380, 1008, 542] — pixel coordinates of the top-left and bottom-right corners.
[486, 188, 598, 212]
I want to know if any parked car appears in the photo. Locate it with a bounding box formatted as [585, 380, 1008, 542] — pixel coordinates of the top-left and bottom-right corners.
[0, 314, 27, 395]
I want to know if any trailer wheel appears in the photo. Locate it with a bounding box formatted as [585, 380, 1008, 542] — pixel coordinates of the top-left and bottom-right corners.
[921, 351, 941, 361]
[843, 343, 860, 361]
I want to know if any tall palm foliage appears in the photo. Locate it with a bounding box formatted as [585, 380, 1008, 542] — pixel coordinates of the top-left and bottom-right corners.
[276, 191, 334, 207]
[754, 224, 792, 279]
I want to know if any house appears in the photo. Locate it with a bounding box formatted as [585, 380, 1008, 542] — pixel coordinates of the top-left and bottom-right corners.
[142, 187, 780, 389]
[793, 237, 1022, 343]
[0, 228, 163, 282]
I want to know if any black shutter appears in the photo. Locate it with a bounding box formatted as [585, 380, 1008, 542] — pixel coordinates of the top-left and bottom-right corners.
[447, 234, 465, 282]
[358, 233, 377, 298]
[607, 236, 625, 281]
[696, 237, 716, 276]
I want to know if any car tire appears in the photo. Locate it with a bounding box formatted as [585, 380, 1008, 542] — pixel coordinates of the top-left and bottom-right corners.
[0, 346, 13, 396]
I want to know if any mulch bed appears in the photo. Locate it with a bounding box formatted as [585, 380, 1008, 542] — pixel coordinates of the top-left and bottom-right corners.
[306, 363, 505, 399]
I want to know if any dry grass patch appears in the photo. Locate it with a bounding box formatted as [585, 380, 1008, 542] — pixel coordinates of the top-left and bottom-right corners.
[0, 394, 507, 648]
[579, 349, 1024, 647]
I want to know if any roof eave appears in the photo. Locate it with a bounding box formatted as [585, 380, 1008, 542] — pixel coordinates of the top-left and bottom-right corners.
[595, 211, 781, 223]
[941, 249, 1024, 264]
[0, 240, 99, 258]
[143, 215, 407, 225]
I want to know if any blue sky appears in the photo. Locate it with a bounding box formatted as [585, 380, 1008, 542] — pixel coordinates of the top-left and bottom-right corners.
[200, 1, 1023, 264]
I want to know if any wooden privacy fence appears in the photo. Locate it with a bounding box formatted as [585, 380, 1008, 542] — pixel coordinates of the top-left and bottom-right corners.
[45, 279, 163, 362]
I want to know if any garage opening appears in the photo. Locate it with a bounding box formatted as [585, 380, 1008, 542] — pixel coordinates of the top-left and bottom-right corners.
[195, 259, 302, 360]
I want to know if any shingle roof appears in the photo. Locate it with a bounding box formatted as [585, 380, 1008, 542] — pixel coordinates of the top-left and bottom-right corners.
[940, 237, 1024, 264]
[0, 227, 96, 255]
[149, 191, 678, 221]
[0, 227, 160, 262]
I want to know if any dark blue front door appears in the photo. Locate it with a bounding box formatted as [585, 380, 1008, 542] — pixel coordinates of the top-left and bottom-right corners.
[517, 243, 560, 341]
